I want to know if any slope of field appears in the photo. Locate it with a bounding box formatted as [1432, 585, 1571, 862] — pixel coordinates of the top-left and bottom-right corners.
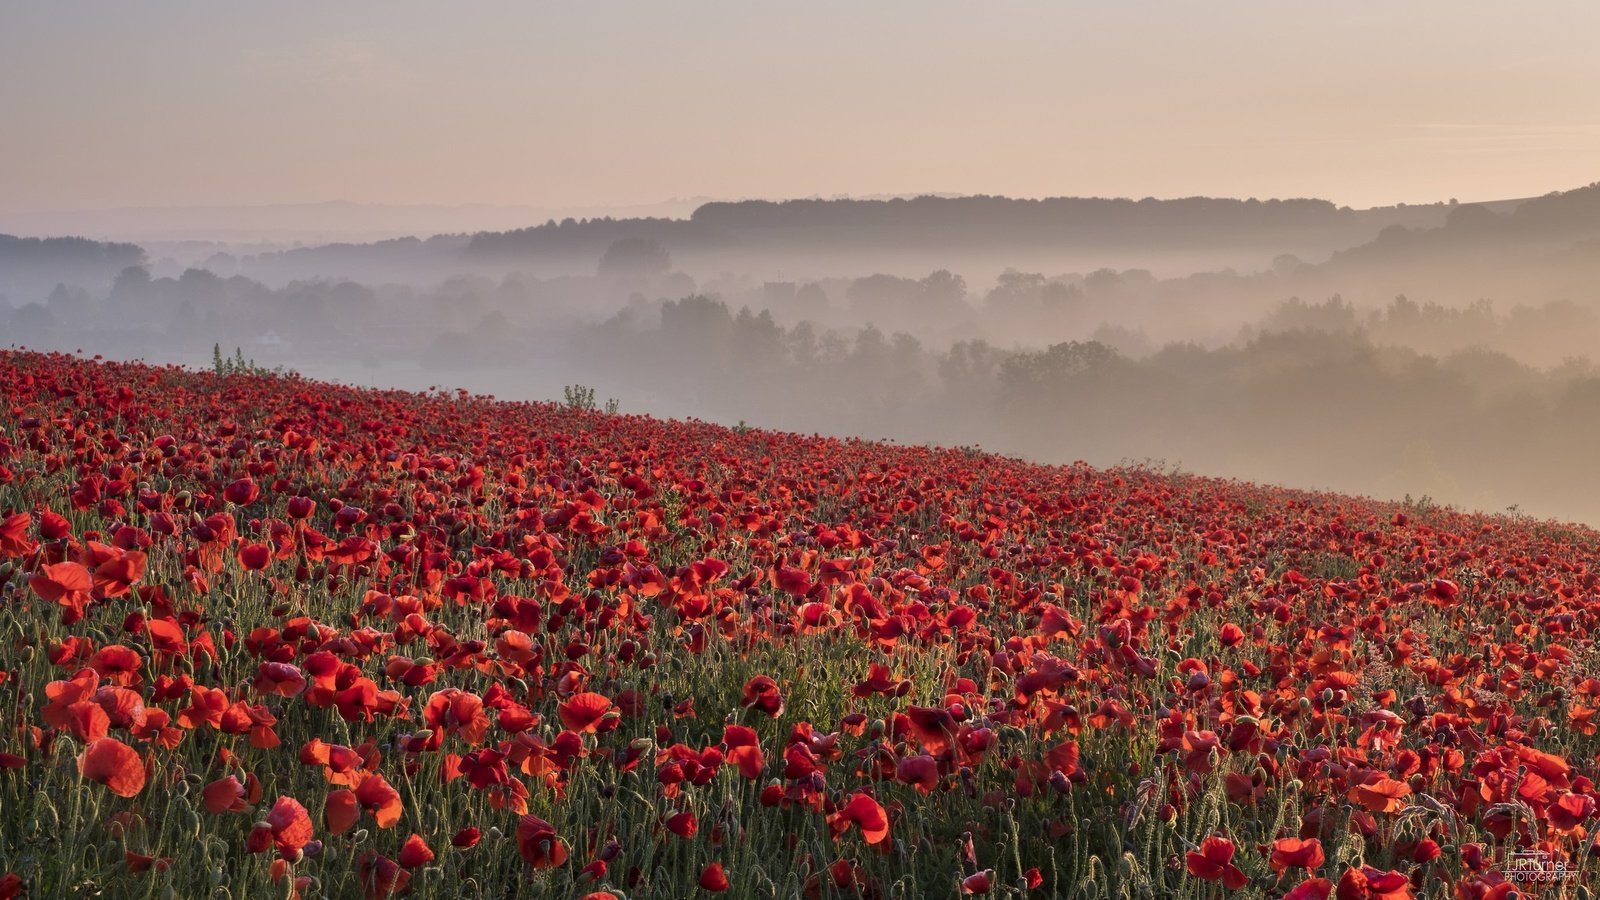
[0, 350, 1597, 899]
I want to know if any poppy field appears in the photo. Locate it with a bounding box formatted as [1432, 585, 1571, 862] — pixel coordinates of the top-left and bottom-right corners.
[3, 349, 1599, 899]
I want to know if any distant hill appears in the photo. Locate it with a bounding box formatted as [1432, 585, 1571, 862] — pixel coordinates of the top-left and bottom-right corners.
[0, 234, 145, 304]
[0, 198, 714, 244]
[1297, 181, 1600, 305]
[463, 193, 1469, 279]
[8, 185, 1594, 296]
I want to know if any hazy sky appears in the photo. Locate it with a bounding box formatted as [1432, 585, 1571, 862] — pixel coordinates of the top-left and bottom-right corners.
[4, 1, 1598, 214]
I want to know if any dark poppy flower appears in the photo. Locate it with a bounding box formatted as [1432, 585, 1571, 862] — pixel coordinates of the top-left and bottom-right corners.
[516, 815, 568, 868]
[961, 870, 994, 895]
[357, 852, 412, 900]
[740, 676, 784, 717]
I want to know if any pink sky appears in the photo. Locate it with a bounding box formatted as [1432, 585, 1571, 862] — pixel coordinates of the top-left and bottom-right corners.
[3, 1, 1597, 214]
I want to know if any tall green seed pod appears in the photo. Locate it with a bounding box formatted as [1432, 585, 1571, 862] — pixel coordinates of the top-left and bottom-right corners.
[35, 794, 61, 834]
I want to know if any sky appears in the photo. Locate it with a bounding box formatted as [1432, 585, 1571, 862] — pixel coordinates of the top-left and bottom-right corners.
[4, 1, 1599, 215]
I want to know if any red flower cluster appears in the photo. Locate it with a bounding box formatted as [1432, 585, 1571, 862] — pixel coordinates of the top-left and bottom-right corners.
[1, 349, 1598, 896]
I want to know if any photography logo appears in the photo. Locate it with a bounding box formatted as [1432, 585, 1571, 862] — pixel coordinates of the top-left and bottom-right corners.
[1505, 849, 1573, 885]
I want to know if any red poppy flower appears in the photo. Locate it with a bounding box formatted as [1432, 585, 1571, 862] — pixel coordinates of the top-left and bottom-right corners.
[90, 549, 145, 598]
[961, 870, 994, 895]
[325, 789, 360, 834]
[264, 796, 314, 855]
[557, 692, 615, 734]
[515, 815, 568, 868]
[1348, 777, 1410, 814]
[357, 852, 412, 900]
[421, 688, 490, 745]
[353, 773, 403, 829]
[1270, 837, 1325, 872]
[896, 755, 941, 794]
[699, 862, 730, 892]
[203, 775, 249, 814]
[664, 811, 698, 838]
[125, 851, 172, 873]
[0, 512, 35, 558]
[827, 792, 889, 845]
[78, 737, 145, 797]
[223, 478, 260, 505]
[1284, 879, 1333, 900]
[1335, 866, 1411, 900]
[1185, 836, 1247, 890]
[238, 543, 272, 571]
[398, 833, 434, 868]
[31, 561, 94, 621]
[740, 676, 784, 718]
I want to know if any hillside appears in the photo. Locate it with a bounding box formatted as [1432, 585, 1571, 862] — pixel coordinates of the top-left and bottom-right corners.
[463, 193, 1462, 279]
[0, 349, 1595, 897]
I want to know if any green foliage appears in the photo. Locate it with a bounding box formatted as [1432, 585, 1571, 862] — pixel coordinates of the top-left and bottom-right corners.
[562, 383, 596, 411]
[562, 384, 619, 414]
[211, 343, 293, 378]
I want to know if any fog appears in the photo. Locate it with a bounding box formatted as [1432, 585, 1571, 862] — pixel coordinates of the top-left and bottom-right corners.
[7, 183, 1600, 523]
